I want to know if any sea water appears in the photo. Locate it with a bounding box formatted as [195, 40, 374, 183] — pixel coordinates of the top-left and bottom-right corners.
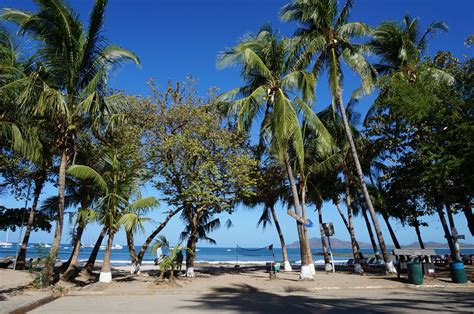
[1, 244, 472, 266]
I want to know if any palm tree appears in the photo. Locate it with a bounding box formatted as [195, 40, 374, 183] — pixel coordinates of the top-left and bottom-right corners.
[119, 196, 156, 274]
[150, 236, 192, 280]
[281, 0, 396, 273]
[0, 26, 42, 162]
[368, 14, 448, 79]
[67, 150, 157, 283]
[242, 157, 293, 271]
[218, 24, 330, 279]
[130, 208, 181, 274]
[1, 0, 140, 282]
[179, 209, 229, 277]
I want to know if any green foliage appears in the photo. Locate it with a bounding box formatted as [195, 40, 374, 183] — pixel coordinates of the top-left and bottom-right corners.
[150, 236, 192, 279]
[140, 80, 258, 225]
[366, 54, 473, 221]
[218, 24, 329, 168]
[0, 205, 52, 232]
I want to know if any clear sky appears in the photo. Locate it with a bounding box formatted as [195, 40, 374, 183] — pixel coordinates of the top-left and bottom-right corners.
[1, 0, 473, 248]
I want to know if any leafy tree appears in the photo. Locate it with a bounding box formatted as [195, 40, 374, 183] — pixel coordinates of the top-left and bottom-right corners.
[0, 205, 52, 232]
[143, 81, 258, 277]
[366, 55, 473, 261]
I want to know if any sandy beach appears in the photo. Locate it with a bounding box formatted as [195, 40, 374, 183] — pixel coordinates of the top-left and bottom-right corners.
[1, 263, 473, 313]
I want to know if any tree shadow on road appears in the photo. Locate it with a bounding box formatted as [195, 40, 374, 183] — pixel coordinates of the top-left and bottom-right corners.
[179, 284, 474, 313]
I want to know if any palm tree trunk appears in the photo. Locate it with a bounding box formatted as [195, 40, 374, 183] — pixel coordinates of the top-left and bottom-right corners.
[300, 183, 314, 270]
[269, 205, 292, 271]
[44, 150, 68, 284]
[135, 208, 180, 268]
[361, 206, 382, 261]
[317, 204, 331, 271]
[414, 217, 424, 249]
[341, 170, 363, 273]
[334, 92, 395, 273]
[382, 212, 401, 249]
[62, 221, 84, 280]
[335, 199, 366, 260]
[283, 151, 313, 279]
[126, 230, 139, 274]
[16, 172, 46, 270]
[82, 226, 107, 275]
[99, 229, 115, 283]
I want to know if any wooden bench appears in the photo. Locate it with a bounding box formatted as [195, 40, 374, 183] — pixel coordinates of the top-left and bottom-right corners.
[393, 249, 436, 278]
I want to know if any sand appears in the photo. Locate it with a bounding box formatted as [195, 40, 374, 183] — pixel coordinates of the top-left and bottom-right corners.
[1, 263, 473, 313]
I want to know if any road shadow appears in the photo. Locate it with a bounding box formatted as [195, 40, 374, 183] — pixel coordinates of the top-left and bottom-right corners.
[179, 283, 474, 313]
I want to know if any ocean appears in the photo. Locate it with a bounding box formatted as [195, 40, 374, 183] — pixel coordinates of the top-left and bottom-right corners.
[1, 243, 473, 266]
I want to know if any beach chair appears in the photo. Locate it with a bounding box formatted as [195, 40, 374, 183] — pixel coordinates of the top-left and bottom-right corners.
[393, 249, 436, 279]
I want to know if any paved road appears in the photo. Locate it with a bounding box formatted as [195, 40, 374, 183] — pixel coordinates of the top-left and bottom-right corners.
[30, 286, 474, 313]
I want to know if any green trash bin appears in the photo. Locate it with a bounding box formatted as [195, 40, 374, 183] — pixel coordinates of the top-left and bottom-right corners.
[450, 262, 468, 284]
[407, 262, 423, 285]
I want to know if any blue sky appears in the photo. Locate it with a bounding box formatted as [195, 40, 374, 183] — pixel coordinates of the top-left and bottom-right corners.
[1, 0, 473, 248]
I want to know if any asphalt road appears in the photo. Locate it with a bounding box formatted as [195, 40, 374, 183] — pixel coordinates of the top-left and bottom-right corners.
[30, 286, 474, 313]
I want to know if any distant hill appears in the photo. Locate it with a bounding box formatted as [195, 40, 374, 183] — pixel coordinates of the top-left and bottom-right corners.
[404, 241, 474, 249]
[288, 237, 373, 249]
[288, 237, 474, 249]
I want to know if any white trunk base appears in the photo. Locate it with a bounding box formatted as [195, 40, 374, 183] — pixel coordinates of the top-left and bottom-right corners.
[354, 263, 364, 274]
[283, 261, 292, 271]
[310, 263, 316, 275]
[299, 264, 314, 280]
[186, 266, 195, 277]
[386, 260, 397, 274]
[99, 271, 112, 283]
[324, 263, 333, 272]
[130, 263, 140, 274]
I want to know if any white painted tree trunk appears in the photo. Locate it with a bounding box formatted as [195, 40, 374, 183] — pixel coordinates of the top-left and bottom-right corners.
[324, 263, 333, 272]
[130, 263, 140, 275]
[300, 264, 314, 280]
[186, 266, 195, 278]
[283, 261, 292, 272]
[386, 260, 397, 274]
[99, 272, 112, 283]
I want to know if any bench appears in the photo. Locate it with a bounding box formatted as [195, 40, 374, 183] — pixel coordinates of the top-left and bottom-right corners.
[393, 249, 436, 278]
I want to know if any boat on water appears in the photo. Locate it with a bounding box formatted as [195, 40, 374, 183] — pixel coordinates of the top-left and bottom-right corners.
[1, 230, 13, 248]
[0, 241, 12, 248]
[80, 244, 95, 249]
[226, 249, 232, 252]
[111, 244, 123, 250]
[99, 245, 106, 250]
[38, 243, 51, 248]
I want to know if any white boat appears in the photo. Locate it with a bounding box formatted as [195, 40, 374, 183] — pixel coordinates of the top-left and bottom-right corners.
[80, 244, 95, 249]
[100, 245, 106, 250]
[111, 244, 123, 250]
[39, 243, 51, 248]
[226, 249, 232, 252]
[1, 230, 13, 247]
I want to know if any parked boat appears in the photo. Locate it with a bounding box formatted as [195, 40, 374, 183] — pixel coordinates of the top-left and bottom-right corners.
[111, 244, 123, 250]
[1, 231, 13, 248]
